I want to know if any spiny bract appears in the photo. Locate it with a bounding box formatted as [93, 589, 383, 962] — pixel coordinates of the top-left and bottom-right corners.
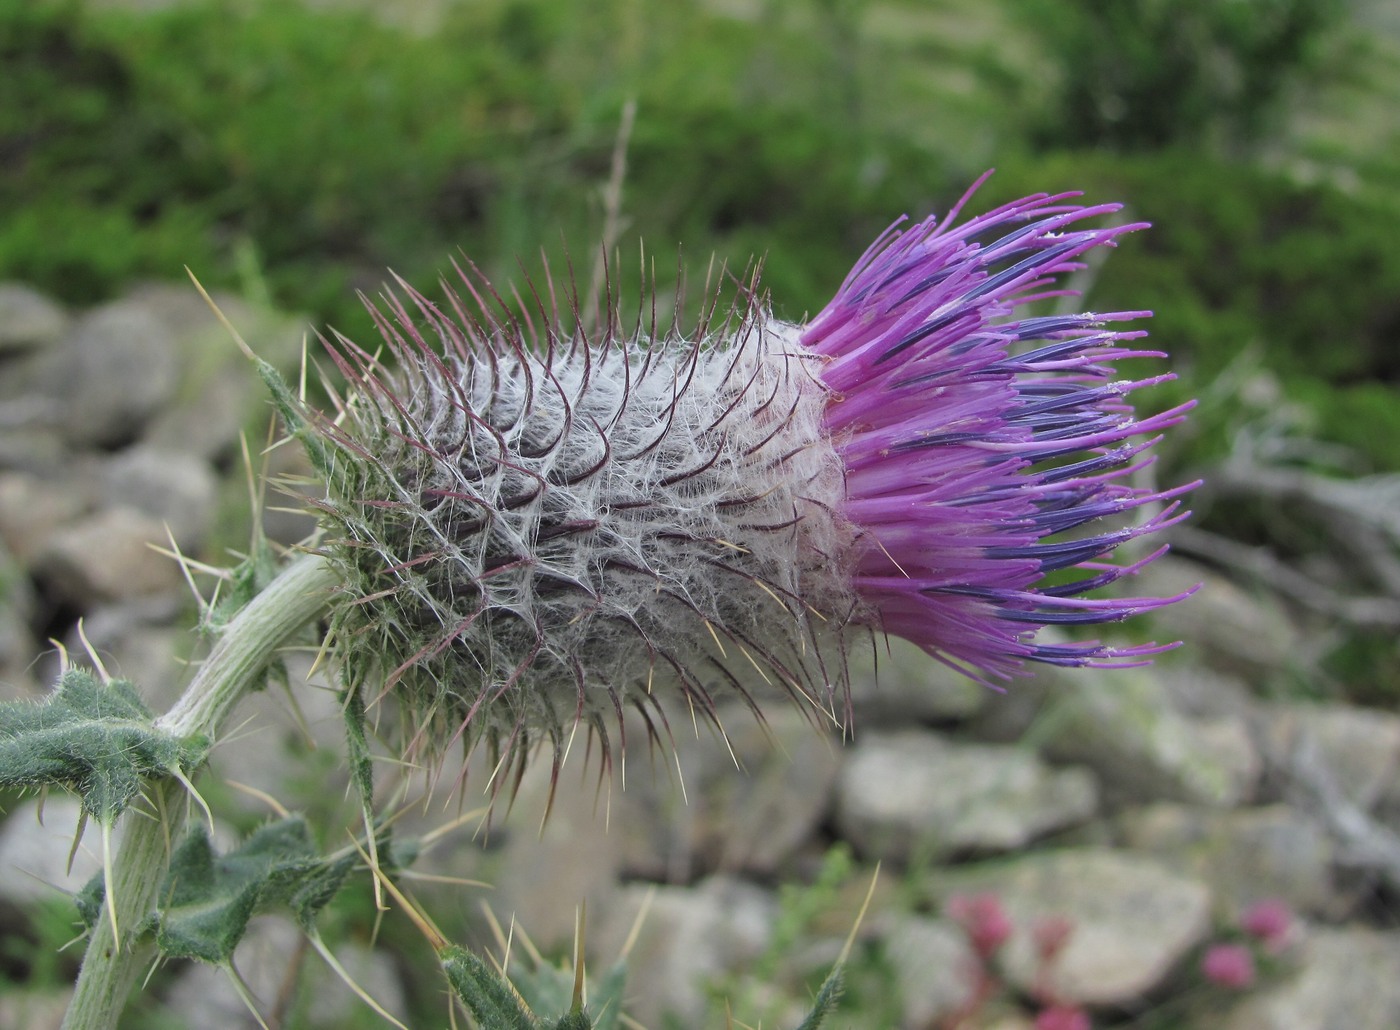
[308, 180, 1194, 785]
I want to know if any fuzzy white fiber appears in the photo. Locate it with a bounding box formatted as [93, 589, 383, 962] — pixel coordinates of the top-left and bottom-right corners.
[325, 309, 858, 752]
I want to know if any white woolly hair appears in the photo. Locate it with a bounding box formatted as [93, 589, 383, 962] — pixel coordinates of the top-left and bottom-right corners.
[316, 275, 858, 779]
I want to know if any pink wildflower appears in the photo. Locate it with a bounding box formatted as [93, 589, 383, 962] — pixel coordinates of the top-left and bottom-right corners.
[1201, 943, 1256, 989]
[1035, 1004, 1092, 1030]
[1240, 898, 1294, 952]
[947, 892, 1014, 959]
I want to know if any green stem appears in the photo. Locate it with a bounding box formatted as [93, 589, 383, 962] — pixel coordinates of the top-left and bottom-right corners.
[62, 552, 340, 1030]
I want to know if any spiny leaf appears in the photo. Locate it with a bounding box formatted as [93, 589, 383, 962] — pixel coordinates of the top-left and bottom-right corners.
[73, 867, 106, 932]
[792, 963, 844, 1030]
[441, 944, 542, 1030]
[508, 956, 622, 1030]
[0, 668, 208, 823]
[340, 680, 389, 911]
[585, 961, 627, 1030]
[551, 1012, 592, 1030]
[253, 355, 334, 477]
[342, 682, 374, 818]
[284, 849, 357, 932]
[506, 955, 576, 1020]
[153, 829, 262, 963]
[151, 817, 352, 963]
[469, 948, 623, 1030]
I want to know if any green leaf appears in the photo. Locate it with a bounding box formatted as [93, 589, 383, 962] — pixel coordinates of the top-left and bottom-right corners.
[482, 935, 625, 1029]
[283, 848, 356, 932]
[551, 1012, 591, 1030]
[253, 357, 333, 477]
[73, 868, 107, 932]
[441, 944, 542, 1030]
[341, 680, 386, 882]
[0, 668, 208, 823]
[508, 955, 623, 1030]
[151, 817, 352, 963]
[154, 828, 262, 963]
[586, 961, 627, 1030]
[342, 682, 374, 815]
[792, 963, 845, 1030]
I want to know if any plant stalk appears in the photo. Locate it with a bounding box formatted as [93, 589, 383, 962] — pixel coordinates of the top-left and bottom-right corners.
[62, 551, 339, 1030]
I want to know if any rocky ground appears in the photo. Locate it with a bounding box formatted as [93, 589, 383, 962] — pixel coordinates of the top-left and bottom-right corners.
[1, 279, 1399, 1028]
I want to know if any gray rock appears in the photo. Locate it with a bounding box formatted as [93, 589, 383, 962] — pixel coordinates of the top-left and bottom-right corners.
[880, 914, 980, 1029]
[835, 730, 1098, 861]
[1032, 663, 1260, 808]
[1117, 803, 1337, 917]
[964, 664, 1056, 743]
[0, 426, 70, 477]
[0, 990, 68, 1030]
[0, 282, 67, 353]
[99, 445, 219, 551]
[32, 506, 184, 605]
[1154, 663, 1256, 721]
[940, 847, 1212, 1007]
[255, 707, 616, 965]
[196, 648, 354, 816]
[132, 282, 307, 463]
[1378, 755, 1400, 833]
[0, 537, 39, 700]
[0, 796, 103, 909]
[848, 635, 991, 725]
[612, 703, 843, 881]
[1256, 701, 1400, 812]
[459, 702, 839, 951]
[1224, 928, 1400, 1030]
[0, 470, 92, 567]
[36, 300, 182, 449]
[595, 876, 776, 1028]
[423, 748, 626, 954]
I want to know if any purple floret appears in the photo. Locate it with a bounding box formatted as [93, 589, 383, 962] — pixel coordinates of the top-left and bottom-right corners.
[802, 178, 1197, 682]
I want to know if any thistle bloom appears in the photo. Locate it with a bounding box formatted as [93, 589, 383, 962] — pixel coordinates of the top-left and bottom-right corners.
[311, 180, 1193, 775]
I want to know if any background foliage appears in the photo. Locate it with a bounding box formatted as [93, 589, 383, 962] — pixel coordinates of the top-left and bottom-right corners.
[5, 0, 1396, 425]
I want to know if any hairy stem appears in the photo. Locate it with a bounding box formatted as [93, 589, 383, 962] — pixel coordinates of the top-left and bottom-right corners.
[62, 552, 339, 1030]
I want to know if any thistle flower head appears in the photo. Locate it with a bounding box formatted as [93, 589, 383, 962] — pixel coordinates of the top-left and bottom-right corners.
[308, 180, 1194, 783]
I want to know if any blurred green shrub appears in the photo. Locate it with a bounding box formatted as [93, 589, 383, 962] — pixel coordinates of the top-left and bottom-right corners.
[0, 0, 949, 334]
[2, 0, 523, 329]
[3, 0, 1397, 477]
[1005, 0, 1347, 151]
